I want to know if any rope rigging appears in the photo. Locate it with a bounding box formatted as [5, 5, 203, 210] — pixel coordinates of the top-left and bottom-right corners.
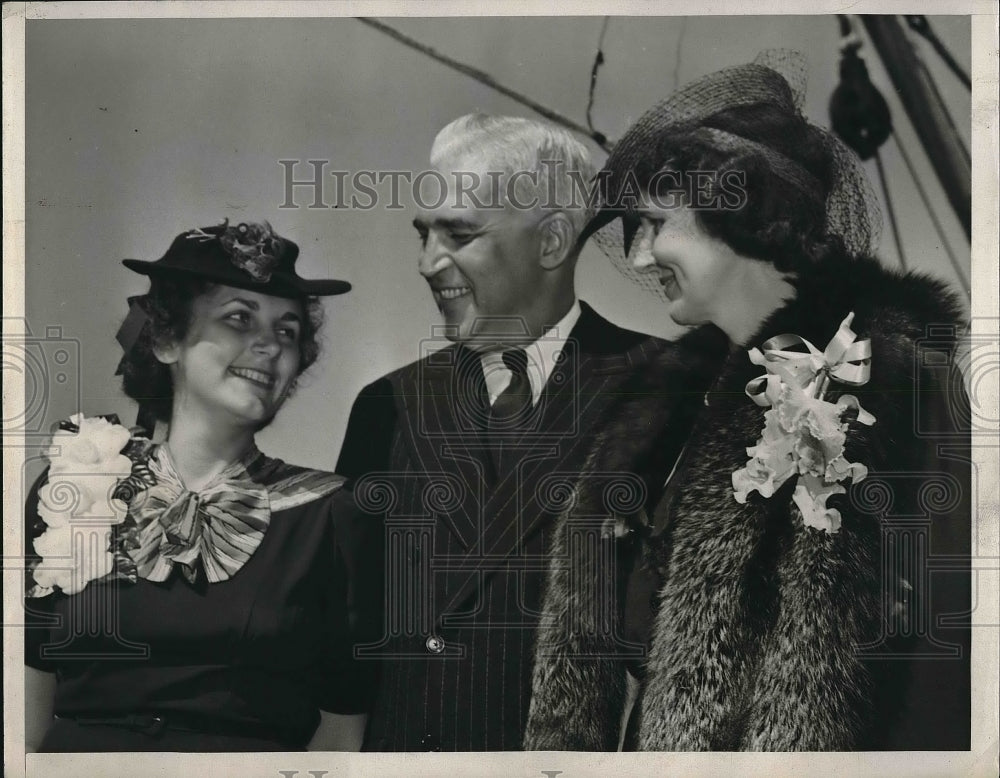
[830, 14, 970, 286]
[873, 151, 908, 271]
[356, 17, 611, 152]
[904, 15, 972, 91]
[892, 131, 971, 297]
[358, 15, 969, 293]
[585, 17, 611, 146]
[830, 15, 907, 269]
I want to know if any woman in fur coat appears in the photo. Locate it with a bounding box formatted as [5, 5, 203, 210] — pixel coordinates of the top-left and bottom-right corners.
[523, 54, 971, 752]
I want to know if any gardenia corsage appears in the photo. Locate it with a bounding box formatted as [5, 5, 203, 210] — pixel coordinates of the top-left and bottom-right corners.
[28, 413, 151, 596]
[732, 313, 876, 533]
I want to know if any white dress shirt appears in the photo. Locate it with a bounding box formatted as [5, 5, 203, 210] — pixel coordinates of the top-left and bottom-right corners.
[479, 300, 582, 407]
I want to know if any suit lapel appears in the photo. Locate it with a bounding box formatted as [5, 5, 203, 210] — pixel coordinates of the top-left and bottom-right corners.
[436, 305, 650, 618]
[394, 344, 491, 550]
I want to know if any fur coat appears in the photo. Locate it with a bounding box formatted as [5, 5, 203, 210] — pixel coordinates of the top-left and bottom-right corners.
[523, 254, 971, 751]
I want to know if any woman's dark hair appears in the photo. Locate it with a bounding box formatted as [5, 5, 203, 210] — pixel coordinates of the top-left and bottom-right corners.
[119, 276, 324, 423]
[634, 103, 849, 273]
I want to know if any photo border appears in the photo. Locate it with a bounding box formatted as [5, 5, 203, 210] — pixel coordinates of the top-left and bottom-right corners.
[3, 1, 996, 776]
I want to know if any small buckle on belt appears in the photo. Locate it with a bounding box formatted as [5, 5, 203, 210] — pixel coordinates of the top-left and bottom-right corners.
[137, 715, 166, 736]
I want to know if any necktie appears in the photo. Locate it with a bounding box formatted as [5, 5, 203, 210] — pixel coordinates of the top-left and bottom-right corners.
[489, 348, 532, 429]
[486, 349, 531, 476]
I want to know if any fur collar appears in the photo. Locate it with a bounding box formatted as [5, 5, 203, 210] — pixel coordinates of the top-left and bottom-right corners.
[586, 252, 965, 482]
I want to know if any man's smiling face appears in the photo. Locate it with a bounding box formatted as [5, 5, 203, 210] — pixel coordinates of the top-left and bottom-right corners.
[414, 152, 546, 349]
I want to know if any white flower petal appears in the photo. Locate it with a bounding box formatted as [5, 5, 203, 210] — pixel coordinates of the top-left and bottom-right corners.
[37, 502, 71, 528]
[33, 525, 72, 558]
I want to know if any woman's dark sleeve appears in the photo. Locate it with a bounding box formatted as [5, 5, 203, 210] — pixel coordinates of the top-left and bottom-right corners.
[24, 469, 59, 673]
[316, 487, 384, 714]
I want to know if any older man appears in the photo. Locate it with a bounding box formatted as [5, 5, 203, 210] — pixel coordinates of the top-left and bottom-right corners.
[336, 114, 693, 751]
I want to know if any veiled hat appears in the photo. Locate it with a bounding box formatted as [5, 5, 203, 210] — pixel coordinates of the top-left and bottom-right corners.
[582, 51, 881, 300]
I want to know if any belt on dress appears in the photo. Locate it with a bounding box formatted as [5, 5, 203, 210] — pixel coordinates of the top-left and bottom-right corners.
[60, 712, 296, 744]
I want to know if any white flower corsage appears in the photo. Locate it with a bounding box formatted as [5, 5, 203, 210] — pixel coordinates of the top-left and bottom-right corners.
[28, 413, 153, 596]
[732, 313, 876, 533]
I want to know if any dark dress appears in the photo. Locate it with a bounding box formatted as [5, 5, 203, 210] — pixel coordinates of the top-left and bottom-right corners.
[24, 446, 381, 752]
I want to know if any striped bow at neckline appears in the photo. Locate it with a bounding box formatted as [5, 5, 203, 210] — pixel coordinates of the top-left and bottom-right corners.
[128, 444, 270, 584]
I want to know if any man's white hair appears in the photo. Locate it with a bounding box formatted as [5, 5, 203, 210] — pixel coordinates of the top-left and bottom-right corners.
[430, 113, 597, 236]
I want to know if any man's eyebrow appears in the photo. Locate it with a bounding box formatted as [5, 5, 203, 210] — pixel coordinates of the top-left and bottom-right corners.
[412, 216, 480, 232]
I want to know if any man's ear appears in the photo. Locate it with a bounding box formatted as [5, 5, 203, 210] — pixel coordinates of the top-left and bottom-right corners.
[538, 212, 575, 270]
[151, 337, 180, 366]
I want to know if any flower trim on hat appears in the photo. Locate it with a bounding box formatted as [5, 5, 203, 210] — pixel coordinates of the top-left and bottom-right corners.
[187, 219, 287, 283]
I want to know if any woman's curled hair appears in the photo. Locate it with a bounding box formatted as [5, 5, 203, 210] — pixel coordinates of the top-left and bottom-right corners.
[119, 276, 324, 422]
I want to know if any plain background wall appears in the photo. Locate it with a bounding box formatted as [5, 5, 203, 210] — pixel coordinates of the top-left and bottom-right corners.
[23, 15, 971, 474]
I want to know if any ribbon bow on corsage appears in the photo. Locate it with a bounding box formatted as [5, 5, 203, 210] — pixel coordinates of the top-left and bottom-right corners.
[129, 445, 270, 584]
[732, 313, 877, 534]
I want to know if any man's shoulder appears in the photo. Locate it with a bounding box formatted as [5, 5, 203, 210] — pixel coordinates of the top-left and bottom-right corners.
[574, 300, 687, 366]
[352, 345, 464, 400]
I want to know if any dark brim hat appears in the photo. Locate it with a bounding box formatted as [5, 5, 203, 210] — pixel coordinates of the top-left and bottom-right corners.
[123, 219, 351, 298]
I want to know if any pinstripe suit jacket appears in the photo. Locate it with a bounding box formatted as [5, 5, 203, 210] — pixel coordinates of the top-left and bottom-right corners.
[336, 302, 690, 751]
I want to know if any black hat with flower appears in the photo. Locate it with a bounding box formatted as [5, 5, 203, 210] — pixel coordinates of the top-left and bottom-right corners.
[115, 219, 348, 436]
[122, 219, 351, 298]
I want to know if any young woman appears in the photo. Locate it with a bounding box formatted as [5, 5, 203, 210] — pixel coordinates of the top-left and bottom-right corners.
[523, 55, 971, 751]
[25, 220, 380, 752]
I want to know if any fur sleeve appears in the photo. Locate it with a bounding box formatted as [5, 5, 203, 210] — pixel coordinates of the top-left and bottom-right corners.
[524, 350, 702, 750]
[523, 491, 628, 751]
